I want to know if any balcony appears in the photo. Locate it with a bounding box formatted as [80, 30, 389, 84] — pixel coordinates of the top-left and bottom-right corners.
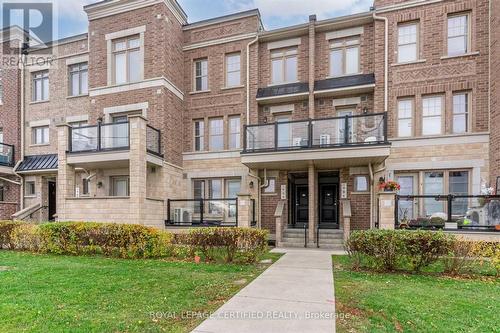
[0, 143, 14, 167]
[241, 113, 391, 169]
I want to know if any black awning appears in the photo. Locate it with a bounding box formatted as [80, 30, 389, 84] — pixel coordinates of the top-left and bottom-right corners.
[256, 82, 309, 99]
[16, 154, 58, 172]
[314, 73, 375, 91]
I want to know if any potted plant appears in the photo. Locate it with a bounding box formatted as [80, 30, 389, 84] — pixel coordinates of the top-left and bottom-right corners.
[378, 180, 401, 192]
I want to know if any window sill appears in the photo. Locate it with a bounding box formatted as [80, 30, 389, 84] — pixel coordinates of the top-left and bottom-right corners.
[189, 90, 211, 95]
[24, 195, 36, 198]
[30, 100, 50, 105]
[262, 193, 278, 196]
[267, 81, 300, 87]
[29, 143, 50, 147]
[326, 73, 363, 79]
[351, 191, 370, 195]
[67, 94, 89, 99]
[221, 85, 244, 91]
[391, 59, 426, 67]
[440, 52, 479, 60]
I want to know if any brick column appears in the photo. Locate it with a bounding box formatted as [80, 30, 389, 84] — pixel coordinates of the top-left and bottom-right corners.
[378, 191, 396, 230]
[308, 161, 317, 244]
[56, 123, 75, 221]
[128, 115, 148, 225]
[237, 193, 252, 228]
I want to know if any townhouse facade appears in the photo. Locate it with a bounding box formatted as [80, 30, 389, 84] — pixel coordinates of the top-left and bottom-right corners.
[0, 0, 498, 246]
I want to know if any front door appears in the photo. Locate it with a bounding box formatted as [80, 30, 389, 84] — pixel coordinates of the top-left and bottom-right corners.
[48, 181, 56, 221]
[319, 184, 339, 228]
[396, 174, 418, 222]
[294, 185, 309, 228]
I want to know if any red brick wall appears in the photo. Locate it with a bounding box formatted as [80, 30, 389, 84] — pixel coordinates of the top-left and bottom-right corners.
[260, 171, 288, 234]
[491, 0, 500, 186]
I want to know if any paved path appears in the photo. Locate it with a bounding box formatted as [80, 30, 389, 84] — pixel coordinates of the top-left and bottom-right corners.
[192, 248, 336, 333]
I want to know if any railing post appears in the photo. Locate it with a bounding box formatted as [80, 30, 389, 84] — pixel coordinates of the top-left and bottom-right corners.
[447, 194, 453, 222]
[97, 119, 102, 151]
[394, 195, 399, 229]
[344, 115, 350, 144]
[68, 127, 72, 153]
[308, 119, 313, 148]
[274, 122, 278, 151]
[200, 199, 204, 224]
[167, 199, 171, 224]
[235, 198, 239, 227]
[243, 125, 247, 152]
[316, 225, 319, 248]
[383, 112, 388, 143]
[304, 223, 308, 248]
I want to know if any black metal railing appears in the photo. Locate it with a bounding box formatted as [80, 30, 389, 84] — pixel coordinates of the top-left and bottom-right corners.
[243, 112, 388, 153]
[395, 194, 500, 232]
[69, 122, 129, 153]
[166, 198, 238, 227]
[250, 198, 257, 227]
[304, 223, 308, 248]
[0, 143, 14, 167]
[146, 125, 162, 156]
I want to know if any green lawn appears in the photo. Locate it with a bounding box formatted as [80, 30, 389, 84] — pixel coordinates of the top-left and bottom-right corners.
[0, 250, 281, 333]
[333, 255, 500, 333]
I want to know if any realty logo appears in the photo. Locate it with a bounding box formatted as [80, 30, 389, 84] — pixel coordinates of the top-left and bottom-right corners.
[2, 2, 54, 53]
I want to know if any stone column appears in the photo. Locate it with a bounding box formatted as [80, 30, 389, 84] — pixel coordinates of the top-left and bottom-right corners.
[56, 123, 75, 221]
[237, 193, 252, 228]
[308, 15, 316, 119]
[308, 161, 317, 244]
[128, 115, 148, 225]
[341, 200, 352, 243]
[378, 191, 396, 229]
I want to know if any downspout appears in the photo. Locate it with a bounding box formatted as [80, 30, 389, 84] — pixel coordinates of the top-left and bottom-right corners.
[19, 52, 26, 209]
[373, 12, 388, 113]
[368, 162, 374, 228]
[0, 176, 21, 186]
[246, 35, 259, 126]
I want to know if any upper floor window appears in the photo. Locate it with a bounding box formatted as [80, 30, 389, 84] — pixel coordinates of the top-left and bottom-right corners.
[398, 22, 418, 63]
[422, 95, 443, 136]
[448, 14, 469, 56]
[194, 119, 204, 151]
[330, 37, 360, 77]
[228, 116, 241, 149]
[452, 92, 469, 134]
[69, 121, 88, 128]
[397, 99, 413, 137]
[194, 59, 208, 91]
[32, 126, 49, 145]
[69, 63, 88, 96]
[209, 118, 224, 151]
[271, 48, 297, 84]
[225, 53, 241, 87]
[32, 71, 49, 102]
[112, 35, 141, 85]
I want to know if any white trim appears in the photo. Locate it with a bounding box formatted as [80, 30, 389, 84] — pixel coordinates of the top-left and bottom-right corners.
[390, 133, 489, 147]
[105, 25, 146, 41]
[183, 150, 241, 161]
[269, 104, 294, 114]
[376, 0, 443, 13]
[28, 65, 50, 73]
[440, 52, 480, 60]
[333, 97, 361, 106]
[183, 33, 257, 51]
[267, 38, 302, 50]
[16, 169, 58, 175]
[325, 26, 364, 40]
[29, 119, 50, 127]
[183, 10, 260, 31]
[85, 0, 187, 25]
[66, 115, 89, 123]
[65, 55, 89, 66]
[104, 102, 149, 121]
[256, 91, 309, 102]
[313, 83, 375, 95]
[89, 77, 184, 100]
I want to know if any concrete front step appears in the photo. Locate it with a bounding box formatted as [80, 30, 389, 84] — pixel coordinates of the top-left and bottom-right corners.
[279, 241, 345, 250]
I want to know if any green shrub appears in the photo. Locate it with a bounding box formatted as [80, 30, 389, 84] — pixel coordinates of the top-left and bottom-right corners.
[402, 230, 454, 271]
[10, 224, 44, 252]
[186, 227, 268, 263]
[0, 221, 25, 249]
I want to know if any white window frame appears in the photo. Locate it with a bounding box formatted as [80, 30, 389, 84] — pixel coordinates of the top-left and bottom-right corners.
[422, 95, 443, 136]
[32, 126, 49, 145]
[32, 70, 49, 102]
[228, 116, 241, 149]
[25, 181, 36, 196]
[270, 48, 298, 85]
[452, 92, 470, 134]
[110, 176, 130, 197]
[354, 175, 369, 192]
[225, 53, 241, 88]
[397, 22, 419, 63]
[447, 13, 470, 56]
[329, 37, 360, 77]
[209, 118, 224, 151]
[263, 177, 276, 194]
[194, 119, 204, 151]
[68, 62, 88, 96]
[111, 35, 141, 85]
[194, 58, 208, 92]
[397, 98, 414, 137]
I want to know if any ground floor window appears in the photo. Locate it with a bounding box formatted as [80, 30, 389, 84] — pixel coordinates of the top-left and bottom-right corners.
[25, 181, 36, 196]
[192, 177, 241, 216]
[110, 176, 129, 197]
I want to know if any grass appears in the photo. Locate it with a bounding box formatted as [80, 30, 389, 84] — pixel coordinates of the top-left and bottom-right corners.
[333, 255, 500, 333]
[0, 250, 282, 333]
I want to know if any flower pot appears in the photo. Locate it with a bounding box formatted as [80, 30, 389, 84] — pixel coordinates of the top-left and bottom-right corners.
[194, 255, 201, 264]
[495, 225, 500, 231]
[444, 222, 458, 230]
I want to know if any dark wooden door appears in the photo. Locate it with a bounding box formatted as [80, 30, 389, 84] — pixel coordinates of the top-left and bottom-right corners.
[319, 184, 338, 229]
[48, 181, 56, 221]
[294, 185, 309, 228]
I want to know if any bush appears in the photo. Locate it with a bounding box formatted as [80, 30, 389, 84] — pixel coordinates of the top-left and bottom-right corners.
[0, 221, 25, 249]
[443, 239, 482, 275]
[10, 224, 44, 252]
[186, 227, 268, 263]
[402, 230, 454, 271]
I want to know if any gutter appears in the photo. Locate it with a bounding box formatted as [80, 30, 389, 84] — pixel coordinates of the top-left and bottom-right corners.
[246, 35, 259, 126]
[373, 13, 388, 113]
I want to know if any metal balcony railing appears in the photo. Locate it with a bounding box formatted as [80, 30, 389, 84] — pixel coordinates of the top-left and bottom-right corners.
[166, 198, 239, 227]
[0, 143, 14, 167]
[243, 112, 388, 153]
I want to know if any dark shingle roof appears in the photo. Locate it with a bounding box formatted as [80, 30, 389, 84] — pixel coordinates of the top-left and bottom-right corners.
[314, 73, 375, 92]
[16, 154, 58, 172]
[256, 82, 309, 99]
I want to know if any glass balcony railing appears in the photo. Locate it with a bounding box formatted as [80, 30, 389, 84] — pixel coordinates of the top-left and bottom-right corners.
[243, 112, 388, 153]
[0, 143, 14, 167]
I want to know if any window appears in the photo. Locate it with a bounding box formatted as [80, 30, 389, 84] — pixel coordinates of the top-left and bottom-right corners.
[227, 179, 241, 218]
[0, 185, 4, 201]
[271, 48, 297, 84]
[452, 93, 469, 133]
[448, 14, 469, 56]
[422, 96, 443, 135]
[209, 118, 224, 151]
[208, 179, 222, 214]
[264, 178, 276, 193]
[0, 128, 3, 143]
[25, 181, 36, 196]
[32, 126, 49, 145]
[330, 37, 360, 77]
[69, 121, 88, 128]
[194, 120, 204, 151]
[398, 99, 413, 137]
[225, 53, 241, 87]
[354, 175, 369, 192]
[228, 116, 240, 149]
[423, 172, 444, 216]
[32, 71, 49, 102]
[398, 23, 418, 63]
[449, 171, 469, 215]
[194, 59, 208, 91]
[112, 35, 141, 84]
[110, 176, 129, 196]
[193, 180, 205, 199]
[69, 63, 88, 96]
[82, 178, 89, 195]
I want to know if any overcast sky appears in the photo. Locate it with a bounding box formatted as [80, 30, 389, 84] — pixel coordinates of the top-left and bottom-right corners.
[2, 0, 374, 39]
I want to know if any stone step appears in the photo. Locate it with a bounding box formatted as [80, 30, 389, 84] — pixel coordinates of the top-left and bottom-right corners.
[279, 241, 345, 250]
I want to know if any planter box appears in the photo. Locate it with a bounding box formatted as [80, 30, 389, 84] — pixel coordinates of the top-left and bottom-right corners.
[444, 222, 458, 230]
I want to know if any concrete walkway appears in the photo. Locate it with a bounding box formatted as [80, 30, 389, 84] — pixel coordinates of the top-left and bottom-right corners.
[192, 248, 336, 333]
